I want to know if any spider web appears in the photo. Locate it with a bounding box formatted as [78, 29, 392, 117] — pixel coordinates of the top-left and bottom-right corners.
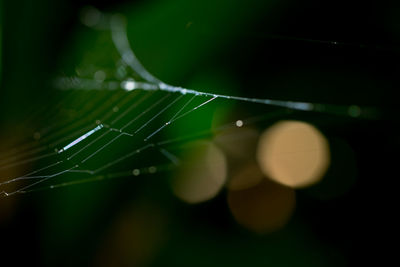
[0, 8, 377, 198]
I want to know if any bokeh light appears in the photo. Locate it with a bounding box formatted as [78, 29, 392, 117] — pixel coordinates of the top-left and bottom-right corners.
[80, 6, 101, 27]
[257, 120, 330, 188]
[228, 175, 296, 234]
[214, 127, 261, 190]
[171, 141, 227, 204]
[214, 127, 259, 161]
[0, 131, 30, 222]
[93, 204, 167, 267]
[228, 162, 264, 191]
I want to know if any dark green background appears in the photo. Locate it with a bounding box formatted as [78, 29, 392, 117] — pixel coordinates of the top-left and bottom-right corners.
[1, 0, 399, 266]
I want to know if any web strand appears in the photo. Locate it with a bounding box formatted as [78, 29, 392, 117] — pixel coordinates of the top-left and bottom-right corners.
[0, 9, 380, 198]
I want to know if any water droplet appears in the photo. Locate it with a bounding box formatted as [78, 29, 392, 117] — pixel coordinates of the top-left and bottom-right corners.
[348, 105, 361, 117]
[33, 132, 41, 140]
[94, 70, 106, 82]
[148, 166, 157, 173]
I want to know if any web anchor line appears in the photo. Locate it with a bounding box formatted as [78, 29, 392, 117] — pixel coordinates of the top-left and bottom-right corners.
[108, 13, 375, 119]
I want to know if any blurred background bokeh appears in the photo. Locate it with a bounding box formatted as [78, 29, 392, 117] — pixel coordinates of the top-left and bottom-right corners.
[0, 0, 399, 266]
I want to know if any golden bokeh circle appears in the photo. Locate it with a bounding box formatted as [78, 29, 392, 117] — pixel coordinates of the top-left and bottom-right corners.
[257, 120, 330, 188]
[228, 178, 296, 234]
[171, 141, 227, 204]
